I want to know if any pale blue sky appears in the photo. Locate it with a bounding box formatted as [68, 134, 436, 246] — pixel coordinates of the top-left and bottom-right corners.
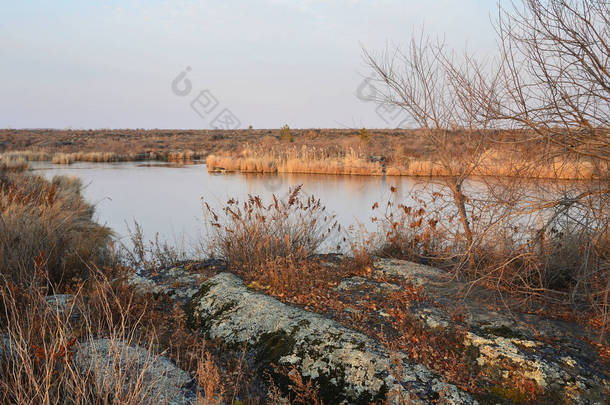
[0, 0, 497, 129]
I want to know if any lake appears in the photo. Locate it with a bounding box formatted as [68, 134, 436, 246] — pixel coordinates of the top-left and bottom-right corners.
[30, 161, 435, 249]
[30, 161, 586, 253]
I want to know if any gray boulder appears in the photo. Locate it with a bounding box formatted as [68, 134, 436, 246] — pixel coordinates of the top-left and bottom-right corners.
[367, 258, 610, 404]
[186, 272, 476, 404]
[128, 266, 209, 303]
[73, 338, 198, 404]
[0, 334, 16, 359]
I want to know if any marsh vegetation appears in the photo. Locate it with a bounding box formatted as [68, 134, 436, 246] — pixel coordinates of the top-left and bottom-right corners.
[1, 0, 608, 402]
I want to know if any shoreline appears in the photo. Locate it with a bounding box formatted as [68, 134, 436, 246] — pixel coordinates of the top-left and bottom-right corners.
[2, 128, 607, 181]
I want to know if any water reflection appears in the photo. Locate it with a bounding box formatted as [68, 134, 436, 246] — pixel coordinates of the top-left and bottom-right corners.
[30, 162, 427, 246]
[29, 161, 588, 251]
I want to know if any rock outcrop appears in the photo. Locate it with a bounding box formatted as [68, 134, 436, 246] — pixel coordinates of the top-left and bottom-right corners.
[186, 272, 475, 404]
[130, 260, 610, 404]
[73, 338, 198, 405]
[351, 258, 610, 404]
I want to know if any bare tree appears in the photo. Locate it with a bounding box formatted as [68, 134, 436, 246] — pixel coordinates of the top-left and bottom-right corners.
[495, 0, 609, 164]
[363, 0, 609, 337]
[363, 35, 501, 267]
[494, 0, 609, 335]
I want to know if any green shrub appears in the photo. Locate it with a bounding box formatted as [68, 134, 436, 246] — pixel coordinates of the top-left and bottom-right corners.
[359, 128, 370, 144]
[279, 125, 293, 142]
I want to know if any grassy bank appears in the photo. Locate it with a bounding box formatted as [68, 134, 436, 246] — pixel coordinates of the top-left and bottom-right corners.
[206, 144, 602, 180]
[0, 165, 112, 286]
[0, 165, 260, 404]
[2, 128, 606, 179]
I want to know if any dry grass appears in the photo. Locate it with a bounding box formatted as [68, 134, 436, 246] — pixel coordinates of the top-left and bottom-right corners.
[2, 149, 202, 166]
[204, 186, 340, 270]
[366, 185, 610, 339]
[0, 167, 112, 287]
[207, 143, 602, 180]
[0, 150, 52, 162]
[0, 167, 319, 404]
[1, 128, 606, 179]
[0, 269, 167, 404]
[207, 144, 384, 175]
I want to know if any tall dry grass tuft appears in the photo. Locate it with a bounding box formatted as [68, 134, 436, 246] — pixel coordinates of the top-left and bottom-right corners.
[0, 268, 170, 405]
[203, 185, 339, 270]
[120, 220, 193, 271]
[0, 156, 28, 172]
[196, 350, 225, 405]
[0, 167, 112, 287]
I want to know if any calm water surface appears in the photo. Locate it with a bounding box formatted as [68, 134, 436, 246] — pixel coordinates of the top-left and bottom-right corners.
[31, 161, 431, 247]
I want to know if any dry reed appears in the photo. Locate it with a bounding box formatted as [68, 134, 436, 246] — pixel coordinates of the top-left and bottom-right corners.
[207, 144, 603, 180]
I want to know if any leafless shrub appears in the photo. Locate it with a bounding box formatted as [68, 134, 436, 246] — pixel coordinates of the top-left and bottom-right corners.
[203, 186, 339, 270]
[362, 0, 609, 337]
[494, 0, 609, 164]
[120, 220, 191, 271]
[363, 32, 503, 267]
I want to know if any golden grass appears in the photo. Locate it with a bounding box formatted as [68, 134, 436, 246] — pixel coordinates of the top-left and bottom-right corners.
[207, 144, 603, 180]
[52, 152, 122, 164]
[0, 150, 52, 161]
[0, 167, 112, 285]
[207, 145, 384, 176]
[167, 150, 196, 162]
[1, 150, 203, 165]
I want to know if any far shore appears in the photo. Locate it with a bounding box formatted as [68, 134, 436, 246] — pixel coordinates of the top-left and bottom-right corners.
[2, 128, 607, 180]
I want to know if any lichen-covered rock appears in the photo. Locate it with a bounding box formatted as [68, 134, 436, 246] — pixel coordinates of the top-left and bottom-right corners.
[128, 266, 208, 303]
[0, 334, 15, 359]
[73, 338, 198, 405]
[188, 272, 476, 404]
[129, 259, 609, 404]
[45, 294, 75, 312]
[44, 294, 81, 322]
[371, 258, 610, 404]
[336, 276, 401, 295]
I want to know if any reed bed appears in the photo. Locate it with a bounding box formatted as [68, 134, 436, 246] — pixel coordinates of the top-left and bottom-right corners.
[52, 152, 122, 164]
[0, 150, 52, 162]
[1, 150, 203, 165]
[207, 145, 384, 176]
[0, 155, 28, 172]
[207, 145, 603, 180]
